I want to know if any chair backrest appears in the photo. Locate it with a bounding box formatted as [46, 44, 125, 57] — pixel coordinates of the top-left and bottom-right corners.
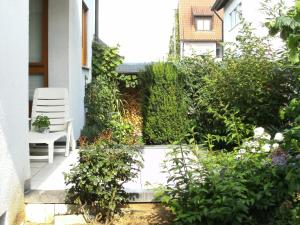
[31, 88, 70, 133]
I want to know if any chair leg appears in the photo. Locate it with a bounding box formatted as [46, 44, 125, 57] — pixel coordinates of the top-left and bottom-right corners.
[65, 133, 70, 157]
[71, 131, 76, 151]
[48, 142, 54, 164]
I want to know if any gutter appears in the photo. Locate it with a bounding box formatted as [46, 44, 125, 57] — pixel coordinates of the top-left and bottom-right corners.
[212, 9, 224, 42]
[212, 0, 229, 11]
[94, 0, 99, 40]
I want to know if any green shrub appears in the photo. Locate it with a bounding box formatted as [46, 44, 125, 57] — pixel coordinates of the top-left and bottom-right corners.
[157, 129, 300, 225]
[177, 23, 299, 148]
[83, 42, 123, 138]
[141, 62, 192, 144]
[65, 141, 143, 224]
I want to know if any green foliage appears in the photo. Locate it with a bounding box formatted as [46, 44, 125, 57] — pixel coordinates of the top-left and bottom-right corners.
[177, 22, 299, 148]
[204, 106, 254, 151]
[141, 62, 192, 144]
[118, 74, 139, 88]
[84, 42, 124, 137]
[109, 113, 140, 145]
[264, 0, 300, 64]
[65, 141, 143, 224]
[32, 115, 50, 131]
[157, 131, 300, 225]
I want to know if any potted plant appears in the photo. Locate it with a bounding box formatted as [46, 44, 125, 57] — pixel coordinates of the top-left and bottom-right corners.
[32, 115, 50, 133]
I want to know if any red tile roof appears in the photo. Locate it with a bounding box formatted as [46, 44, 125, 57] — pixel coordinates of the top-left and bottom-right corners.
[179, 0, 223, 41]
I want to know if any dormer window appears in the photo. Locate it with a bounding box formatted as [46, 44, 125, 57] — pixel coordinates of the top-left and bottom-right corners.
[195, 16, 212, 31]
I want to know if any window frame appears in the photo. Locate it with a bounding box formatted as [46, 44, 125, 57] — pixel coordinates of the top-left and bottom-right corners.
[194, 16, 213, 31]
[230, 2, 242, 30]
[82, 2, 88, 67]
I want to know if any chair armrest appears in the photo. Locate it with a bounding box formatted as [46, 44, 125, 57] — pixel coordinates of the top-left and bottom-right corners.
[66, 118, 73, 123]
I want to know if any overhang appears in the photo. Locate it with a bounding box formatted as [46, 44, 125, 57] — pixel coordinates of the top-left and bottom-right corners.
[192, 7, 214, 16]
[211, 0, 229, 11]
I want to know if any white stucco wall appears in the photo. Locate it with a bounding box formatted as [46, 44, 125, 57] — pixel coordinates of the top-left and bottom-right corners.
[0, 0, 30, 224]
[181, 41, 217, 57]
[223, 0, 294, 50]
[48, 0, 95, 139]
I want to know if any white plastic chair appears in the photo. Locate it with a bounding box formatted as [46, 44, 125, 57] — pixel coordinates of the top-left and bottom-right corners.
[29, 88, 76, 163]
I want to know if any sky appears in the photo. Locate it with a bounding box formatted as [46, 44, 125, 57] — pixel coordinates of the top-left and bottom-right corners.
[99, 0, 178, 63]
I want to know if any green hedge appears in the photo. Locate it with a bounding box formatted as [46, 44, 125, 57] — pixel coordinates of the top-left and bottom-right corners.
[141, 62, 191, 144]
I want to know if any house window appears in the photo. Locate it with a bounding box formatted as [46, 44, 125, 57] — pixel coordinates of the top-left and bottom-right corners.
[82, 3, 88, 66]
[216, 43, 223, 58]
[230, 3, 242, 29]
[195, 16, 212, 31]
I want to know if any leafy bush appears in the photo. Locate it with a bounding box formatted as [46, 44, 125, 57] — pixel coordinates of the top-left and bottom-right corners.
[177, 23, 299, 148]
[157, 128, 300, 225]
[141, 62, 192, 144]
[83, 42, 124, 139]
[65, 141, 143, 224]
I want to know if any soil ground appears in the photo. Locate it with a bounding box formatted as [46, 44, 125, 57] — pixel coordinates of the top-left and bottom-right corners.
[24, 203, 173, 225]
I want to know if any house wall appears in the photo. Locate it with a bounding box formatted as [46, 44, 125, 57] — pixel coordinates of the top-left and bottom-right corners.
[48, 0, 95, 139]
[181, 41, 217, 57]
[223, 0, 294, 50]
[0, 0, 30, 224]
[69, 0, 95, 139]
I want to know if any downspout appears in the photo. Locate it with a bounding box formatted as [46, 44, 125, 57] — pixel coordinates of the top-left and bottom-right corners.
[94, 0, 99, 40]
[212, 9, 224, 42]
[212, 9, 224, 58]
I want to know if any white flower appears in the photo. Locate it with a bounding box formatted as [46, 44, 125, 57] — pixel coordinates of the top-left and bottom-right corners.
[254, 127, 265, 138]
[274, 133, 284, 142]
[235, 155, 242, 160]
[251, 148, 256, 153]
[261, 133, 271, 140]
[243, 141, 250, 148]
[249, 141, 259, 148]
[238, 149, 246, 155]
[272, 143, 279, 149]
[262, 143, 271, 152]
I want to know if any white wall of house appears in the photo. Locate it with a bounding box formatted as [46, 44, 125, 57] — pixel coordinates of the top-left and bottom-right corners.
[223, 0, 294, 50]
[181, 41, 217, 57]
[48, 0, 95, 139]
[0, 0, 30, 224]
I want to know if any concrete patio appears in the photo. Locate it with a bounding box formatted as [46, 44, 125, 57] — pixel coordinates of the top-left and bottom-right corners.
[26, 145, 171, 203]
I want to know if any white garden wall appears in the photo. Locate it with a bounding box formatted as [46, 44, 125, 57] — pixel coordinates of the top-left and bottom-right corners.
[0, 0, 30, 224]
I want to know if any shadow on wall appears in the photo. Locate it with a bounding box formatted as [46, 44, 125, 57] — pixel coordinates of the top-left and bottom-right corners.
[0, 103, 26, 225]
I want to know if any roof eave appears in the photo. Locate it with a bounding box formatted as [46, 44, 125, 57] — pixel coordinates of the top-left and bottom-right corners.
[211, 0, 229, 11]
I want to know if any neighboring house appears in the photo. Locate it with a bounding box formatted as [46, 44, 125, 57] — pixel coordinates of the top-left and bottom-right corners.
[212, 0, 294, 49]
[179, 0, 223, 58]
[0, 0, 98, 224]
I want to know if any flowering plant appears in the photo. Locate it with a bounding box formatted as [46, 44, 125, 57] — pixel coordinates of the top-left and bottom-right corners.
[236, 127, 284, 159]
